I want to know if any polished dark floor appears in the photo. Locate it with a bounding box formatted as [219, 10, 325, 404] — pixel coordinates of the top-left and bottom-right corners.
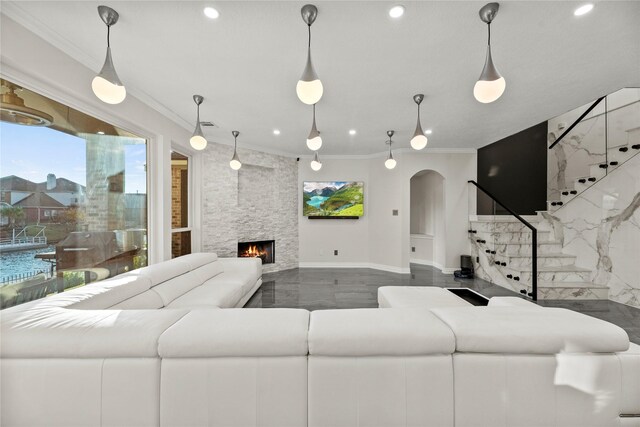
[245, 264, 640, 344]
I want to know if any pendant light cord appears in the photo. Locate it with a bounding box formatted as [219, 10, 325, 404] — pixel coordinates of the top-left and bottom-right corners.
[107, 25, 111, 48]
[487, 22, 491, 46]
[308, 25, 311, 49]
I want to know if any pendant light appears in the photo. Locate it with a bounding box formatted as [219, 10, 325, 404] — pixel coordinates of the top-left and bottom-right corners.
[310, 151, 322, 171]
[91, 6, 127, 105]
[385, 130, 397, 170]
[230, 131, 242, 170]
[306, 104, 322, 150]
[410, 94, 428, 150]
[189, 95, 207, 150]
[296, 4, 323, 105]
[473, 2, 506, 104]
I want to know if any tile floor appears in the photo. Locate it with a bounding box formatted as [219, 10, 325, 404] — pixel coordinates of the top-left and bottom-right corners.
[244, 264, 640, 344]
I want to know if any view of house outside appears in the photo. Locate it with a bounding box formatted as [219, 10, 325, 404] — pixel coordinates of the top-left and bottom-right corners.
[0, 79, 148, 309]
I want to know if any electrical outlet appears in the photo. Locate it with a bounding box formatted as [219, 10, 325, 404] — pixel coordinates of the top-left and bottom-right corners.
[392, 209, 399, 216]
[334, 250, 338, 256]
[411, 247, 416, 252]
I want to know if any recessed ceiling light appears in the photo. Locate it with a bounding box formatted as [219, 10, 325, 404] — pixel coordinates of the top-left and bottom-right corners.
[349, 129, 357, 135]
[273, 129, 281, 135]
[425, 129, 432, 135]
[203, 6, 220, 19]
[389, 5, 405, 19]
[574, 3, 594, 16]
[97, 131, 105, 135]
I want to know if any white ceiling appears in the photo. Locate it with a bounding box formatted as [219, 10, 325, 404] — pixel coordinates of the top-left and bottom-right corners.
[3, 1, 640, 156]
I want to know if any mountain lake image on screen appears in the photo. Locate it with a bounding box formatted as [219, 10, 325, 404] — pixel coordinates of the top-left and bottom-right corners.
[303, 181, 364, 217]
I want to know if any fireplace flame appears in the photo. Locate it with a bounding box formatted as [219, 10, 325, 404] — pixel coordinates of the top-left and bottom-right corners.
[240, 244, 267, 259]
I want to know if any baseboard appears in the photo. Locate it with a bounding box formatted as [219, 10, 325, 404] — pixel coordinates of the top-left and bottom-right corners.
[298, 262, 411, 274]
[410, 259, 456, 274]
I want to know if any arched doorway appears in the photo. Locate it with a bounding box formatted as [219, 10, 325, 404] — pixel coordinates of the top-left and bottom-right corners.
[409, 170, 446, 270]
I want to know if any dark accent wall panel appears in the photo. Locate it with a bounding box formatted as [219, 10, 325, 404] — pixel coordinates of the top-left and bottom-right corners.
[477, 122, 547, 215]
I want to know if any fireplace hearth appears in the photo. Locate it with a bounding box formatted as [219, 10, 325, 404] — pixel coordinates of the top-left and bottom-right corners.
[238, 240, 275, 264]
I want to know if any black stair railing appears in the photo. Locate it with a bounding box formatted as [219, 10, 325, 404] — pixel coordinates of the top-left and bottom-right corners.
[469, 180, 538, 301]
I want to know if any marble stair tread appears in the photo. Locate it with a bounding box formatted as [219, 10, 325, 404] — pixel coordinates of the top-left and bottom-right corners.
[502, 265, 591, 273]
[506, 253, 575, 259]
[470, 217, 540, 223]
[475, 230, 549, 235]
[499, 240, 561, 246]
[538, 281, 607, 289]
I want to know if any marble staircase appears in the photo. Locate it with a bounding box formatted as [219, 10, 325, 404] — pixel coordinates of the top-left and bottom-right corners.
[548, 139, 640, 212]
[469, 215, 609, 300]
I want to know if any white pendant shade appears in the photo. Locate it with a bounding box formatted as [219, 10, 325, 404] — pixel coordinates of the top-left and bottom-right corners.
[297, 79, 323, 105]
[190, 134, 207, 150]
[310, 151, 322, 171]
[410, 134, 428, 150]
[307, 135, 322, 151]
[91, 75, 126, 105]
[385, 158, 397, 170]
[230, 158, 242, 170]
[473, 76, 506, 103]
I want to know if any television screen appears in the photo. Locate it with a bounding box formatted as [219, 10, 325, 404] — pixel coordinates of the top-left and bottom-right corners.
[303, 181, 364, 217]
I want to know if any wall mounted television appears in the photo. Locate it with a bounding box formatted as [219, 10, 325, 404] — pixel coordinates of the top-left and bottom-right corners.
[303, 181, 364, 219]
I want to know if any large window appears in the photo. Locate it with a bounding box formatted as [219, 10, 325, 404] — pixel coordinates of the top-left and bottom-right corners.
[171, 151, 191, 258]
[0, 78, 148, 309]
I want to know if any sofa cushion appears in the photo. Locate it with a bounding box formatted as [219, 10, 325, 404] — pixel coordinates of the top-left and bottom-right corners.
[488, 296, 543, 309]
[180, 252, 218, 269]
[151, 271, 202, 306]
[190, 261, 225, 285]
[378, 286, 471, 309]
[309, 308, 456, 356]
[431, 307, 630, 354]
[158, 309, 310, 357]
[67, 275, 152, 310]
[109, 289, 164, 309]
[165, 279, 245, 309]
[1, 308, 188, 358]
[205, 271, 256, 297]
[127, 257, 193, 286]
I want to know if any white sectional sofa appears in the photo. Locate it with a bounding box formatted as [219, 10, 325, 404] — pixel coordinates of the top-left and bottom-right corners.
[1, 253, 639, 427]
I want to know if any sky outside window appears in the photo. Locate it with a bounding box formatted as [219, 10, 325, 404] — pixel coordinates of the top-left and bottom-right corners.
[0, 122, 146, 193]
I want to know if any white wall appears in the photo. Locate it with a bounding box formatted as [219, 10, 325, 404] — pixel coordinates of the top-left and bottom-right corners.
[1, 15, 195, 263]
[299, 150, 476, 274]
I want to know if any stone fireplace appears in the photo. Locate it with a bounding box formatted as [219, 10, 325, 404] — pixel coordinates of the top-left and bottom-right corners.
[238, 240, 275, 264]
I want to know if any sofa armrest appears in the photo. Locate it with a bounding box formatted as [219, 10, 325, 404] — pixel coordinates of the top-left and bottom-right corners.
[218, 257, 262, 275]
